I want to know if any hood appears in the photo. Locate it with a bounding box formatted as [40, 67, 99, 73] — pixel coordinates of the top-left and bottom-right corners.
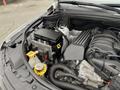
[59, 0, 120, 4]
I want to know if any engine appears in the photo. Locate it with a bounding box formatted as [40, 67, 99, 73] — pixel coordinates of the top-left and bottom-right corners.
[86, 30, 120, 60]
[86, 30, 120, 78]
[26, 25, 120, 90]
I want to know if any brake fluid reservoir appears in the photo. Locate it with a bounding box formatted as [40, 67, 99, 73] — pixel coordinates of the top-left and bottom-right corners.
[26, 51, 40, 68]
[34, 63, 47, 76]
[29, 56, 40, 68]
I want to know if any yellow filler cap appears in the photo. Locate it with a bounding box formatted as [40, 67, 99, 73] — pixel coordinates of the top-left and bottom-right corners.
[26, 51, 38, 59]
[34, 63, 47, 76]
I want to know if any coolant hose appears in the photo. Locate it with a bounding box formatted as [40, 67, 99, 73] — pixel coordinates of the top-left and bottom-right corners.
[49, 64, 85, 90]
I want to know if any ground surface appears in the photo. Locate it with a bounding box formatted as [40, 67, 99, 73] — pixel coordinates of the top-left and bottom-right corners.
[0, 0, 53, 41]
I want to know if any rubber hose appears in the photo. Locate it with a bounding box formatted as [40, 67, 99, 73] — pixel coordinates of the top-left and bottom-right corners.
[49, 64, 85, 90]
[91, 58, 119, 76]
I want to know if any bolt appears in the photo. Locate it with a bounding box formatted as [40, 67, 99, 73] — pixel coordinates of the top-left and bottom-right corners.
[32, 85, 37, 90]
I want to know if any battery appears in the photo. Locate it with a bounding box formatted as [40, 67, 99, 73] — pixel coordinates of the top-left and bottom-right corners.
[34, 28, 62, 43]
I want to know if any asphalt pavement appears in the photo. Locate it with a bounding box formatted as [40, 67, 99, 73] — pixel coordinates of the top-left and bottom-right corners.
[0, 0, 53, 41]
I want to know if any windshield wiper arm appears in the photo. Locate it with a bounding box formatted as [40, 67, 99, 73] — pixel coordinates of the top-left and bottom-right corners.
[59, 1, 120, 14]
[105, 4, 120, 8]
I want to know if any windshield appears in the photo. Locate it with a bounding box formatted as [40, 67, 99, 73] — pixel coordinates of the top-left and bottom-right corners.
[59, 0, 120, 4]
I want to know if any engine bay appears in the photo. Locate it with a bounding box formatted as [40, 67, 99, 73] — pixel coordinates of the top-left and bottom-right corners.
[24, 16, 120, 90]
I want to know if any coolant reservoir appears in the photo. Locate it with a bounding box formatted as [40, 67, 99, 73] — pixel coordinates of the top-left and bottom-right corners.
[34, 63, 47, 76]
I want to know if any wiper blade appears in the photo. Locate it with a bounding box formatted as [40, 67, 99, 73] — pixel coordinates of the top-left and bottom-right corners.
[59, 1, 120, 14]
[105, 4, 120, 7]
